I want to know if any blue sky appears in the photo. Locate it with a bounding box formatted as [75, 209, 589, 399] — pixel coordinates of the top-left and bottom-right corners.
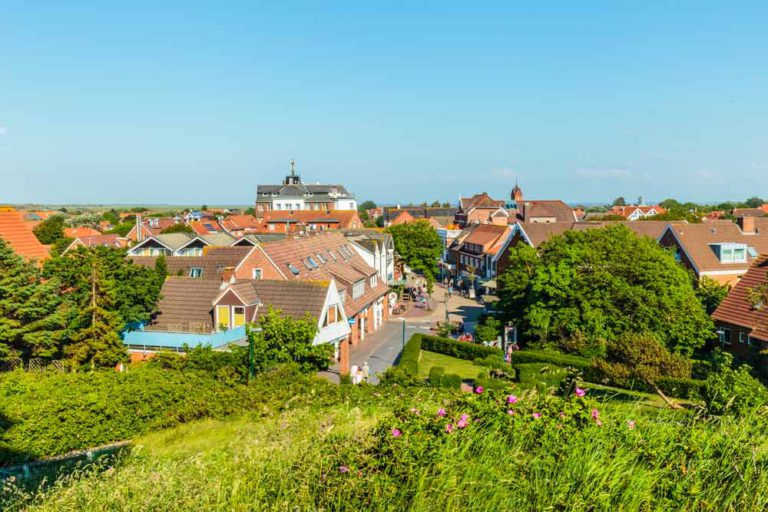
[1, 1, 767, 206]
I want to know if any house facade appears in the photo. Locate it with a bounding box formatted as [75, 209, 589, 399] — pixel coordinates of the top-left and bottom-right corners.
[255, 161, 357, 212]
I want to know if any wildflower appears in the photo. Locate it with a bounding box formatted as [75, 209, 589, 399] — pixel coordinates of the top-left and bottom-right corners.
[457, 413, 470, 429]
[391, 428, 402, 438]
[532, 412, 542, 419]
[507, 409, 515, 415]
[559, 411, 565, 419]
[591, 408, 600, 421]
[575, 387, 586, 398]
[445, 423, 454, 434]
[339, 465, 350, 473]
[507, 395, 518, 404]
[595, 419, 603, 427]
[437, 407, 447, 417]
[475, 386, 484, 394]
[627, 420, 636, 430]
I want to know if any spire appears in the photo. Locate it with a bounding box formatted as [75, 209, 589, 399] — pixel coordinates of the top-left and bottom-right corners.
[290, 159, 296, 177]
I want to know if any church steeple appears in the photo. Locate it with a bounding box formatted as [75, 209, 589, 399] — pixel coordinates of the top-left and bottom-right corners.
[283, 159, 302, 185]
[511, 181, 523, 204]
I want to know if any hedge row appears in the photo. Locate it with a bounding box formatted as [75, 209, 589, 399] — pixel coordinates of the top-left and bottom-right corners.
[0, 366, 324, 467]
[419, 334, 503, 361]
[427, 367, 462, 389]
[510, 350, 592, 370]
[398, 334, 423, 377]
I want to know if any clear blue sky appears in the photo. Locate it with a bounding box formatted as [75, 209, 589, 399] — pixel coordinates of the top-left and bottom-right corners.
[1, 1, 767, 206]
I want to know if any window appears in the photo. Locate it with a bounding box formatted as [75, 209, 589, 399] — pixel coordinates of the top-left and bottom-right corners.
[718, 327, 731, 346]
[233, 306, 246, 327]
[328, 250, 338, 261]
[307, 257, 319, 268]
[268, 224, 276, 231]
[339, 290, 346, 303]
[303, 259, 313, 270]
[739, 331, 747, 344]
[189, 267, 203, 278]
[287, 263, 300, 275]
[216, 305, 230, 329]
[353, 280, 365, 299]
[370, 274, 378, 287]
[713, 243, 748, 263]
[316, 253, 326, 264]
[252, 268, 262, 279]
[323, 305, 339, 327]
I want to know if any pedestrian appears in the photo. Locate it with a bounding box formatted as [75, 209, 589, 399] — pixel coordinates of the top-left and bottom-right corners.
[448, 285, 453, 298]
[362, 361, 370, 383]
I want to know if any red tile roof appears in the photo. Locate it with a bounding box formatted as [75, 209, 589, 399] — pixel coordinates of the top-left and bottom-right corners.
[220, 214, 262, 232]
[0, 207, 50, 260]
[665, 223, 768, 273]
[462, 224, 510, 255]
[260, 210, 362, 230]
[460, 193, 505, 211]
[712, 257, 768, 342]
[64, 227, 102, 238]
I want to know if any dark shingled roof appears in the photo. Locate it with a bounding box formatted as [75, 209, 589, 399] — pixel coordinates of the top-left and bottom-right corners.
[146, 277, 222, 333]
[228, 280, 330, 321]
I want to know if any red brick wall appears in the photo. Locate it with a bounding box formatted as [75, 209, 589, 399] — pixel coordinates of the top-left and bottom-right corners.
[234, 247, 285, 280]
[495, 231, 527, 278]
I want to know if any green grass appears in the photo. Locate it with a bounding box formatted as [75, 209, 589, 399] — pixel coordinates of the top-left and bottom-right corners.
[417, 350, 480, 380]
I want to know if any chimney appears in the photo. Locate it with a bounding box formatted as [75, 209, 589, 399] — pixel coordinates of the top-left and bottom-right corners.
[739, 216, 756, 235]
[136, 215, 143, 242]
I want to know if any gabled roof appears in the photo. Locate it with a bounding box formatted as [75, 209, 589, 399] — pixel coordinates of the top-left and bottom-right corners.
[63, 227, 102, 238]
[517, 200, 577, 223]
[0, 208, 50, 260]
[390, 211, 415, 225]
[663, 223, 768, 273]
[131, 246, 254, 280]
[260, 209, 361, 229]
[460, 193, 505, 211]
[231, 233, 287, 246]
[64, 234, 128, 253]
[219, 214, 262, 232]
[145, 277, 223, 333]
[225, 280, 331, 321]
[461, 224, 510, 254]
[712, 257, 768, 342]
[198, 233, 237, 246]
[733, 208, 768, 218]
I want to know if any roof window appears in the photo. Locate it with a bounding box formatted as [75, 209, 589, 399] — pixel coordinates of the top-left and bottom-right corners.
[287, 263, 300, 275]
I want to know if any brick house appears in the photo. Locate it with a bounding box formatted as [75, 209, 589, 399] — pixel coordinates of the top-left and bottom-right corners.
[606, 204, 667, 220]
[659, 218, 768, 286]
[448, 224, 512, 289]
[712, 256, 768, 365]
[258, 209, 362, 233]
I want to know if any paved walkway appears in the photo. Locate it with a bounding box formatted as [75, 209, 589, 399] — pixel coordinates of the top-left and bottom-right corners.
[318, 286, 487, 384]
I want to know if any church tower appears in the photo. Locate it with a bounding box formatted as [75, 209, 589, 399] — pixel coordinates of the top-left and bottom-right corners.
[511, 181, 523, 204]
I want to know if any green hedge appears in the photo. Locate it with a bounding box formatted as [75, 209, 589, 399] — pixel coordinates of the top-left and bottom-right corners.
[441, 374, 463, 389]
[655, 377, 706, 400]
[428, 366, 445, 386]
[0, 366, 321, 467]
[510, 350, 592, 370]
[397, 334, 423, 377]
[419, 334, 502, 361]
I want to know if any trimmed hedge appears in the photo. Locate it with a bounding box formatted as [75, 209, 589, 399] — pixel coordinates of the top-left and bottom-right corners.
[510, 350, 592, 370]
[442, 374, 463, 389]
[397, 334, 423, 377]
[428, 366, 445, 386]
[419, 334, 502, 361]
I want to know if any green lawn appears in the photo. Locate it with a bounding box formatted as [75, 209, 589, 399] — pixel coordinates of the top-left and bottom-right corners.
[417, 350, 480, 380]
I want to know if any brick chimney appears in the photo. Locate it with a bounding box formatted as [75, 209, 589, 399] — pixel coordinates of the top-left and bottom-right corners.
[739, 216, 756, 235]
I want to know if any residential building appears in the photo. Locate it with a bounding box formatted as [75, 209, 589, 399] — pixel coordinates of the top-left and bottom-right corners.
[258, 209, 362, 233]
[448, 224, 512, 289]
[0, 206, 50, 260]
[343, 229, 396, 285]
[712, 256, 768, 363]
[62, 234, 129, 254]
[126, 216, 181, 242]
[63, 227, 102, 238]
[606, 204, 667, 220]
[659, 218, 768, 285]
[124, 278, 349, 363]
[732, 207, 768, 218]
[255, 161, 357, 212]
[131, 246, 255, 280]
[508, 183, 578, 224]
[383, 206, 458, 227]
[128, 233, 236, 257]
[219, 214, 262, 236]
[454, 192, 508, 227]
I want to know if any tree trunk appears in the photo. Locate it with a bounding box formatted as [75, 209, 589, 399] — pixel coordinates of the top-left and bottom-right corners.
[651, 381, 682, 409]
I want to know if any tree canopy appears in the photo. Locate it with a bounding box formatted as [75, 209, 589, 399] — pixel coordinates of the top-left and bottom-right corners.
[160, 223, 194, 235]
[386, 220, 443, 287]
[497, 224, 714, 355]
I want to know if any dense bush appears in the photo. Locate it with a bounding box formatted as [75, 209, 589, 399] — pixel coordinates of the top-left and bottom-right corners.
[703, 364, 768, 415]
[397, 334, 423, 376]
[428, 366, 445, 387]
[0, 365, 322, 466]
[510, 350, 592, 370]
[655, 377, 706, 400]
[420, 334, 502, 361]
[441, 373, 463, 389]
[379, 366, 422, 387]
[473, 355, 507, 370]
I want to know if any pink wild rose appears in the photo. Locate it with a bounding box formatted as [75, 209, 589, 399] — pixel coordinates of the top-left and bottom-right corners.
[507, 395, 518, 405]
[575, 387, 586, 398]
[445, 423, 454, 434]
[437, 407, 447, 417]
[475, 386, 484, 394]
[391, 428, 402, 438]
[507, 409, 515, 415]
[591, 408, 600, 421]
[532, 412, 542, 419]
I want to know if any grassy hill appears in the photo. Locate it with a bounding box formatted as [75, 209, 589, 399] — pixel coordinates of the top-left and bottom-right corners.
[3, 366, 768, 511]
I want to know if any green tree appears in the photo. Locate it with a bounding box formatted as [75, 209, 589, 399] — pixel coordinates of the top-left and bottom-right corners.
[0, 240, 66, 360]
[744, 197, 765, 208]
[245, 308, 333, 374]
[593, 332, 691, 408]
[475, 316, 502, 343]
[359, 200, 377, 211]
[703, 351, 768, 415]
[160, 223, 194, 235]
[696, 277, 730, 315]
[65, 262, 127, 368]
[497, 224, 713, 354]
[611, 197, 626, 207]
[32, 215, 66, 245]
[386, 220, 443, 292]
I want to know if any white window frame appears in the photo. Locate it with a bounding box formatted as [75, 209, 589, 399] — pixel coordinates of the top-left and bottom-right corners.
[189, 267, 203, 278]
[719, 327, 732, 346]
[252, 268, 262, 279]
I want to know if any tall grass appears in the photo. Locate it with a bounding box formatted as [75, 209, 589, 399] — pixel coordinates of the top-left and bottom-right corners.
[5, 384, 768, 511]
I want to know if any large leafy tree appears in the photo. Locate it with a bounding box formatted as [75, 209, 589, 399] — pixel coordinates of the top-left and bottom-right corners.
[0, 240, 66, 360]
[386, 220, 443, 289]
[497, 224, 713, 355]
[32, 215, 66, 245]
[246, 307, 333, 374]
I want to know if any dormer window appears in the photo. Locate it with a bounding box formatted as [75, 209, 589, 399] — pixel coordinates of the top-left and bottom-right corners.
[353, 280, 365, 299]
[711, 243, 748, 263]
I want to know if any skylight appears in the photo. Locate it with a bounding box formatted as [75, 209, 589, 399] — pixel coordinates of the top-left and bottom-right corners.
[315, 253, 326, 264]
[287, 263, 300, 275]
[307, 257, 319, 269]
[303, 259, 313, 269]
[748, 247, 759, 258]
[328, 250, 338, 261]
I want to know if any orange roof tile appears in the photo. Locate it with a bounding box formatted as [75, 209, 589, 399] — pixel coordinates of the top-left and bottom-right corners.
[64, 227, 102, 238]
[0, 208, 50, 260]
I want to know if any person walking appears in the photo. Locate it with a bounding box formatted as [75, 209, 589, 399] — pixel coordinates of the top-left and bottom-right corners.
[362, 361, 371, 383]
